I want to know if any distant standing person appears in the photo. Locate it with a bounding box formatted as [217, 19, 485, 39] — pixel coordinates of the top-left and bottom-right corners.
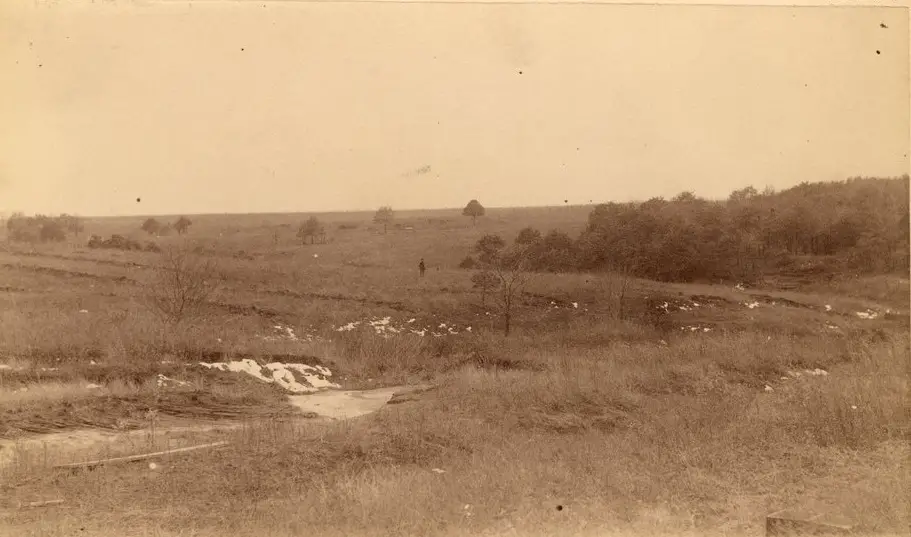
[419, 258, 426, 278]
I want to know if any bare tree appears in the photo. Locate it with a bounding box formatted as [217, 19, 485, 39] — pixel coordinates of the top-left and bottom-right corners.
[476, 244, 534, 337]
[145, 245, 218, 325]
[471, 270, 499, 307]
[599, 264, 633, 320]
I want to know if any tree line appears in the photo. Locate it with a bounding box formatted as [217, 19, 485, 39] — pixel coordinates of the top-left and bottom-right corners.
[461, 176, 910, 283]
[4, 213, 84, 243]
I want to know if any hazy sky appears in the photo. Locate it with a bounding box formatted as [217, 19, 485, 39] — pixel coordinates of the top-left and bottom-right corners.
[1, 1, 908, 217]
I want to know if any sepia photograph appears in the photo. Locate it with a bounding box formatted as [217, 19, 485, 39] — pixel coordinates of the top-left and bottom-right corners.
[0, 0, 908, 536]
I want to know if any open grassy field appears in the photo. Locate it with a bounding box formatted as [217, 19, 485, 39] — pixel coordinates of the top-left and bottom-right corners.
[1, 207, 908, 537]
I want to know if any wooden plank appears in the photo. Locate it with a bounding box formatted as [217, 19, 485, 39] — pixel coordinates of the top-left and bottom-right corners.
[52, 441, 230, 470]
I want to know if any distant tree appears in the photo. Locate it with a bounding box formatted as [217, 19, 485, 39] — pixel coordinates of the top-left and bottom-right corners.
[60, 214, 84, 236]
[374, 206, 394, 234]
[458, 256, 477, 269]
[297, 216, 323, 245]
[174, 216, 192, 235]
[462, 199, 485, 225]
[728, 186, 758, 203]
[39, 220, 66, 242]
[141, 218, 161, 235]
[535, 230, 578, 272]
[515, 227, 542, 245]
[474, 234, 506, 264]
[672, 191, 699, 203]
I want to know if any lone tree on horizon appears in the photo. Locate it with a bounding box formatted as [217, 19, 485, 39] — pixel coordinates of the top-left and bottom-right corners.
[174, 216, 193, 235]
[374, 206, 394, 234]
[141, 218, 161, 235]
[462, 199, 485, 225]
[297, 216, 324, 245]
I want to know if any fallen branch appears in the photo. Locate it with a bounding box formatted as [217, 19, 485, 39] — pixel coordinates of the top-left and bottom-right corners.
[52, 441, 230, 470]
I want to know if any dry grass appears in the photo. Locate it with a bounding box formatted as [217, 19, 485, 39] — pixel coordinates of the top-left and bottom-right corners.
[3, 330, 907, 536]
[0, 210, 908, 537]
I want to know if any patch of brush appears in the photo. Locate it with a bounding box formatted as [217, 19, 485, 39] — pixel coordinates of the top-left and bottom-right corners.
[444, 352, 547, 373]
[513, 400, 631, 434]
[0, 386, 295, 440]
[0, 395, 149, 438]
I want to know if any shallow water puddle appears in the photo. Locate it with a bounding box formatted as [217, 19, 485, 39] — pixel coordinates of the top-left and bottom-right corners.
[287, 386, 406, 420]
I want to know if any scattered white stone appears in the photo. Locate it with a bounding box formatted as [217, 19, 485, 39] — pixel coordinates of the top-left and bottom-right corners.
[764, 385, 774, 392]
[313, 254, 318, 258]
[856, 310, 878, 320]
[157, 374, 191, 388]
[86, 383, 102, 389]
[851, 405, 857, 410]
[703, 327, 711, 332]
[806, 368, 828, 377]
[148, 462, 158, 470]
[336, 321, 361, 332]
[572, 302, 578, 309]
[198, 359, 339, 393]
[465, 326, 472, 332]
[78, 309, 89, 313]
[825, 305, 832, 312]
[744, 301, 760, 309]
[431, 468, 446, 474]
[734, 283, 746, 291]
[406, 318, 416, 323]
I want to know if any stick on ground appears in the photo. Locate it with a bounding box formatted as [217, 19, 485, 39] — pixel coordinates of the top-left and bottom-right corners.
[52, 441, 230, 470]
